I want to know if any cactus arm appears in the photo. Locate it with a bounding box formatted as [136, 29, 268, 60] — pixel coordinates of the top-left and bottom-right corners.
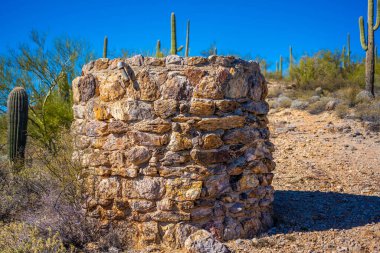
[185, 20, 190, 57]
[170, 12, 177, 55]
[360, 17, 369, 51]
[374, 0, 380, 30]
[177, 45, 184, 52]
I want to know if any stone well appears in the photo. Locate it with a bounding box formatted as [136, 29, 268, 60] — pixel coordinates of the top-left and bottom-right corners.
[71, 55, 275, 250]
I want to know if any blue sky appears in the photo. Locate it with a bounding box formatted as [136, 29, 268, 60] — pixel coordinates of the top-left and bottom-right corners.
[0, 0, 368, 68]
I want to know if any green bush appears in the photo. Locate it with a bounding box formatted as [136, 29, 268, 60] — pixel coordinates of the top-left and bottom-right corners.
[0, 222, 73, 253]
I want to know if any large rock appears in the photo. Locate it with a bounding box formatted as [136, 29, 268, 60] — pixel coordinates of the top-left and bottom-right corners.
[184, 230, 230, 253]
[196, 116, 246, 131]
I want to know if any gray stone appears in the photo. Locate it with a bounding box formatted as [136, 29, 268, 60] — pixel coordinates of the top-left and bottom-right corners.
[184, 230, 230, 253]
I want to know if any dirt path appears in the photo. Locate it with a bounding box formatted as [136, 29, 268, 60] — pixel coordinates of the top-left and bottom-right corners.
[227, 109, 380, 253]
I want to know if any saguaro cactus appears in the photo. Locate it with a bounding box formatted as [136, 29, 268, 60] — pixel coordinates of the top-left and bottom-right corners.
[289, 46, 293, 71]
[170, 12, 177, 55]
[342, 46, 346, 69]
[7, 87, 28, 169]
[170, 12, 184, 55]
[279, 55, 283, 78]
[359, 0, 380, 96]
[347, 33, 351, 66]
[103, 36, 108, 58]
[156, 40, 164, 58]
[185, 20, 190, 57]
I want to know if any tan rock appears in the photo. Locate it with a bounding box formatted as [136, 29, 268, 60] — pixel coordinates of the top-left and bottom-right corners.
[189, 99, 215, 116]
[134, 118, 171, 134]
[167, 132, 193, 151]
[165, 178, 202, 201]
[193, 76, 224, 99]
[93, 103, 111, 121]
[202, 134, 223, 149]
[191, 148, 231, 165]
[99, 74, 126, 102]
[151, 211, 190, 222]
[127, 131, 169, 146]
[153, 99, 178, 119]
[136, 70, 160, 101]
[196, 116, 246, 131]
[184, 68, 207, 86]
[215, 100, 240, 113]
[126, 146, 151, 165]
[96, 177, 121, 200]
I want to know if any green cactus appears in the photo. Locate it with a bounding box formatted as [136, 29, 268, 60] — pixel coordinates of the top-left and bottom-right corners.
[185, 20, 190, 57]
[103, 36, 108, 58]
[170, 12, 177, 55]
[279, 55, 283, 78]
[170, 12, 184, 55]
[341, 46, 346, 69]
[276, 61, 279, 73]
[359, 0, 380, 96]
[289, 46, 293, 72]
[156, 40, 164, 58]
[7, 87, 28, 170]
[347, 33, 351, 66]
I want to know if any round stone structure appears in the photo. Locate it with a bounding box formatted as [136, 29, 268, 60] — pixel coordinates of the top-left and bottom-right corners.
[71, 55, 275, 250]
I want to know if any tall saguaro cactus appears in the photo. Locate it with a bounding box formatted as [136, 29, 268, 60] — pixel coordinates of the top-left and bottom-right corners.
[279, 55, 283, 78]
[185, 20, 190, 57]
[289, 46, 293, 72]
[170, 12, 177, 55]
[359, 0, 380, 96]
[103, 36, 108, 58]
[347, 33, 351, 66]
[7, 87, 28, 170]
[342, 46, 346, 69]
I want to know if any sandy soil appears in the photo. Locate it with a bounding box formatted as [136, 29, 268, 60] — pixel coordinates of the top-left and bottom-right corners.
[227, 108, 380, 253]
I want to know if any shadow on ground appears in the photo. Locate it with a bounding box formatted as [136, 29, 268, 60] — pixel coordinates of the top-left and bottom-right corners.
[273, 190, 380, 233]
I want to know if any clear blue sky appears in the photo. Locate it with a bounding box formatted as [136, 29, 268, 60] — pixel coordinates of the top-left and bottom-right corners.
[0, 0, 369, 68]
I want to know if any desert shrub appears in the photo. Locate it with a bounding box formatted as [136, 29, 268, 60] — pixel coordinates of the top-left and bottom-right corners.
[307, 97, 332, 114]
[290, 50, 346, 91]
[335, 103, 350, 118]
[0, 222, 73, 253]
[354, 100, 380, 122]
[267, 86, 282, 98]
[335, 86, 361, 107]
[0, 160, 43, 221]
[28, 91, 73, 154]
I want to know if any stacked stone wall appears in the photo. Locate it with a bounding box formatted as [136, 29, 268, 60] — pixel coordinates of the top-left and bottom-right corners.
[71, 55, 275, 250]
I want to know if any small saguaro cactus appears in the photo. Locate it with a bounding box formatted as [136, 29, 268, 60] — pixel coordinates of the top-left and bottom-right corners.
[156, 40, 164, 58]
[341, 46, 346, 69]
[359, 0, 380, 96]
[7, 87, 29, 170]
[103, 36, 108, 58]
[289, 46, 293, 71]
[279, 55, 283, 78]
[347, 33, 351, 66]
[185, 20, 190, 57]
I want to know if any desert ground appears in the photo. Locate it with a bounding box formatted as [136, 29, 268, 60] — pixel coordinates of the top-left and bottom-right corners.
[227, 104, 380, 253]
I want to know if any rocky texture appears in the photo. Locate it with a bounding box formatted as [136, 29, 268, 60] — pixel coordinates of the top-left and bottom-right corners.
[72, 56, 273, 251]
